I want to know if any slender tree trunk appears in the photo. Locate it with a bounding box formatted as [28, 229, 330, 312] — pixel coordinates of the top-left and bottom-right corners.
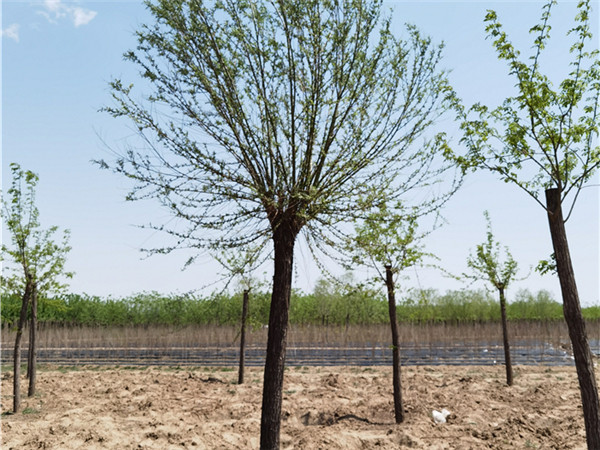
[26, 329, 33, 379]
[28, 288, 38, 397]
[238, 289, 250, 385]
[27, 304, 34, 380]
[546, 188, 600, 448]
[498, 287, 513, 386]
[385, 265, 404, 424]
[13, 279, 33, 413]
[260, 224, 297, 450]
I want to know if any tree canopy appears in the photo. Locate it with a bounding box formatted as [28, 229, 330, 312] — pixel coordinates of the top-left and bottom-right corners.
[101, 0, 458, 259]
[1, 163, 72, 299]
[345, 200, 431, 282]
[453, 0, 599, 218]
[464, 211, 520, 292]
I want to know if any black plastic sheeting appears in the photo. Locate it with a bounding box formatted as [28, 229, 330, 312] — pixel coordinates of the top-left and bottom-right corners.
[2, 339, 591, 367]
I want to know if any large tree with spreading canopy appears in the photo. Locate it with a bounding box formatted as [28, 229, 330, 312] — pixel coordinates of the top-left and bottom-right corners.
[100, 0, 458, 447]
[451, 1, 600, 445]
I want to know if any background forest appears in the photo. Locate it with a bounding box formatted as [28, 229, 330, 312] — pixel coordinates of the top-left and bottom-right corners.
[3, 285, 599, 328]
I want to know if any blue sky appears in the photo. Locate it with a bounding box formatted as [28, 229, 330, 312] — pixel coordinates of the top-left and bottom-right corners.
[2, 1, 599, 305]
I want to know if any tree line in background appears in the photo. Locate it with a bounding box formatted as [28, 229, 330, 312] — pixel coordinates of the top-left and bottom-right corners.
[3, 286, 599, 328]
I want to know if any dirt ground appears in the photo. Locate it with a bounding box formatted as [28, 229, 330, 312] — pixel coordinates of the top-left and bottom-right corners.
[0, 364, 591, 449]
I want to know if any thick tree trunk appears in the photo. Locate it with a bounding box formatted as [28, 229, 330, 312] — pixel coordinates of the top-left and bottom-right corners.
[385, 265, 404, 424]
[498, 287, 513, 386]
[260, 224, 297, 449]
[238, 289, 250, 385]
[28, 288, 38, 397]
[546, 188, 600, 448]
[13, 279, 33, 413]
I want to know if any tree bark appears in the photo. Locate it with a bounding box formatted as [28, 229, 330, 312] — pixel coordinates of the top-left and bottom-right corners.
[546, 188, 600, 448]
[498, 287, 513, 386]
[13, 278, 33, 413]
[385, 265, 404, 424]
[260, 224, 297, 449]
[28, 287, 38, 397]
[238, 289, 250, 385]
[26, 324, 33, 379]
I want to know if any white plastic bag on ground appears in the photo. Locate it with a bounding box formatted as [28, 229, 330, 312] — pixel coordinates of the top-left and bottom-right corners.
[432, 408, 451, 424]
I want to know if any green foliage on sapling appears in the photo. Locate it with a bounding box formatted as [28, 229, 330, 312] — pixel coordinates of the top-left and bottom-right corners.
[344, 200, 434, 295]
[213, 243, 268, 293]
[1, 163, 73, 313]
[464, 211, 521, 292]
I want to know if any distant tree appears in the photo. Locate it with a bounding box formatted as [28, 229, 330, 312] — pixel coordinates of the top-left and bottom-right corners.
[345, 201, 432, 423]
[312, 273, 358, 330]
[464, 211, 521, 386]
[451, 1, 600, 444]
[1, 163, 72, 412]
[312, 278, 335, 326]
[214, 245, 266, 384]
[100, 0, 458, 446]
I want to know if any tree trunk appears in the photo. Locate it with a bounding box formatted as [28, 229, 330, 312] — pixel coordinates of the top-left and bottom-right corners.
[28, 287, 38, 397]
[498, 287, 513, 386]
[546, 188, 600, 448]
[260, 224, 297, 449]
[26, 325, 33, 379]
[238, 289, 250, 385]
[13, 279, 33, 413]
[385, 265, 404, 424]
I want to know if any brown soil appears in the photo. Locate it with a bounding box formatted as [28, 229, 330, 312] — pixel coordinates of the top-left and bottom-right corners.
[0, 365, 590, 449]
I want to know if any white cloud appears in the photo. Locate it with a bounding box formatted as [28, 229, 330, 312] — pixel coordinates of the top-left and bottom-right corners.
[72, 7, 97, 28]
[2, 24, 20, 43]
[44, 0, 63, 13]
[39, 0, 97, 27]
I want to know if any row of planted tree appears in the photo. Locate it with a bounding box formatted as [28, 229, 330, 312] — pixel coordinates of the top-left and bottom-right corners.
[3, 0, 600, 447]
[2, 287, 598, 328]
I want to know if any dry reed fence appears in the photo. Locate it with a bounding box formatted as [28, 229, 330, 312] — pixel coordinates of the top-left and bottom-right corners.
[2, 321, 599, 367]
[0, 320, 591, 348]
